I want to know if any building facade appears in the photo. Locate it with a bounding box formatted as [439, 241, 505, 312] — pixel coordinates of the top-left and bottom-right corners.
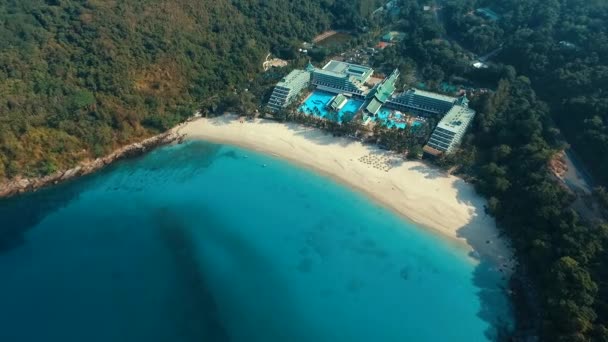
[266, 61, 474, 155]
[329, 94, 348, 111]
[310, 60, 372, 97]
[387, 88, 459, 116]
[267, 69, 311, 111]
[364, 69, 399, 116]
[425, 105, 476, 154]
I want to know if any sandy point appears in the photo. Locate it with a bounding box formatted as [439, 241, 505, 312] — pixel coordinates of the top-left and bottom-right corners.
[175, 115, 515, 275]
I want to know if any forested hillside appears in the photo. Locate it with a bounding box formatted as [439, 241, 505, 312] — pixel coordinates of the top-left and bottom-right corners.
[444, 0, 608, 186]
[378, 0, 608, 189]
[373, 0, 608, 340]
[0, 0, 378, 180]
[465, 78, 608, 341]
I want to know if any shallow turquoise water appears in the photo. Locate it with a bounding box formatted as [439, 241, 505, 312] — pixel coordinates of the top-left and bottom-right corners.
[0, 141, 511, 341]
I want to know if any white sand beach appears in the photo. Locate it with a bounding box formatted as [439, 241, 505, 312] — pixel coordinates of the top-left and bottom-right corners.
[177, 115, 514, 272]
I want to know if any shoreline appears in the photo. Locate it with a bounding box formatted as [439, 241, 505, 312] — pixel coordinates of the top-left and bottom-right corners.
[0, 114, 514, 273]
[178, 115, 515, 273]
[0, 130, 185, 199]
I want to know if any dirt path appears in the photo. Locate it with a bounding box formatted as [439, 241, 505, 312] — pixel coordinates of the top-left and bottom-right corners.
[313, 30, 337, 43]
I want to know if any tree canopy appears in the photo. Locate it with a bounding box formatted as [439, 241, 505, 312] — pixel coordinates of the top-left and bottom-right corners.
[372, 0, 608, 339]
[0, 0, 378, 178]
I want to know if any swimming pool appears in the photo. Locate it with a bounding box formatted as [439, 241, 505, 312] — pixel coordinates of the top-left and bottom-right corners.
[373, 109, 427, 130]
[375, 108, 407, 129]
[299, 91, 363, 123]
[300, 91, 426, 129]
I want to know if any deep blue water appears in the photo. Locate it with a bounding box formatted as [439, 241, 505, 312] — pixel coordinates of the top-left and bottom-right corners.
[0, 141, 511, 341]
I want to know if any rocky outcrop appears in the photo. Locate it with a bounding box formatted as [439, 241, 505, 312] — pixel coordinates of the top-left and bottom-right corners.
[0, 130, 185, 198]
[549, 150, 568, 179]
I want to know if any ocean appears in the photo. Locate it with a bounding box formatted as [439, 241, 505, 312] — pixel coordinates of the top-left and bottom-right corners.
[0, 141, 511, 341]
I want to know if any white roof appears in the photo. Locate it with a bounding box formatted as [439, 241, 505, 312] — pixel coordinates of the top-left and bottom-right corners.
[408, 88, 457, 103]
[437, 105, 475, 133]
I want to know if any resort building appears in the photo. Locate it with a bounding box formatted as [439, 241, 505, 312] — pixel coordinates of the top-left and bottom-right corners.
[329, 94, 348, 111]
[364, 69, 399, 116]
[266, 60, 474, 155]
[424, 105, 476, 155]
[267, 69, 311, 111]
[387, 88, 464, 117]
[310, 60, 373, 96]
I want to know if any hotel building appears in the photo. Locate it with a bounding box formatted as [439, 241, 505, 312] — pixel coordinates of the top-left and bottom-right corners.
[424, 105, 476, 154]
[364, 69, 399, 116]
[388, 88, 462, 116]
[310, 60, 372, 97]
[329, 94, 348, 111]
[265, 59, 475, 155]
[267, 69, 311, 111]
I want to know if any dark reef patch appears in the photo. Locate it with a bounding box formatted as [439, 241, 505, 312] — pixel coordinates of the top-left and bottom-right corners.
[155, 208, 230, 342]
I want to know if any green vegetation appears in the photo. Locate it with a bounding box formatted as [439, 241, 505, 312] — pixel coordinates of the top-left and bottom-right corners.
[3, 0, 608, 340]
[0, 0, 379, 179]
[370, 0, 608, 339]
[463, 77, 608, 341]
[443, 0, 608, 188]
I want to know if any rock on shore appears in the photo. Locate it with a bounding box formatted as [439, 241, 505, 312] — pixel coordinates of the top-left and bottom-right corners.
[0, 130, 184, 198]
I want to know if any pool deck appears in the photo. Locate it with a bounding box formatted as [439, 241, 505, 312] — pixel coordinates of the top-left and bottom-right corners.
[298, 90, 426, 129]
[299, 90, 363, 123]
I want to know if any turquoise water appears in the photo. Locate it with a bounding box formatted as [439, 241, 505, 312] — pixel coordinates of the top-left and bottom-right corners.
[376, 108, 407, 129]
[300, 91, 427, 130]
[376, 108, 427, 129]
[299, 91, 363, 123]
[0, 141, 511, 341]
